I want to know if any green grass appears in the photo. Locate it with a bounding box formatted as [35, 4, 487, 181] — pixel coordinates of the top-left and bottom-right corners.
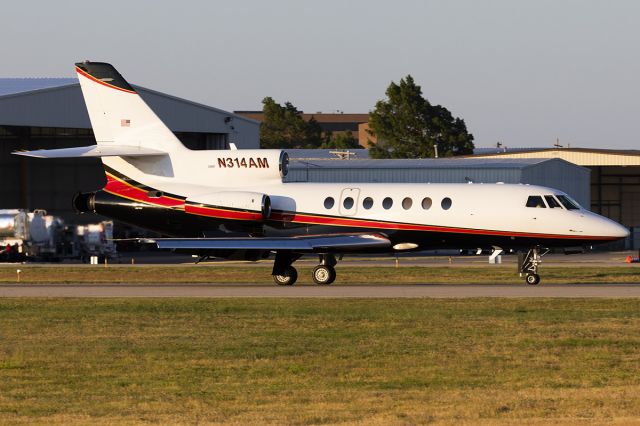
[0, 265, 638, 284]
[2, 299, 640, 424]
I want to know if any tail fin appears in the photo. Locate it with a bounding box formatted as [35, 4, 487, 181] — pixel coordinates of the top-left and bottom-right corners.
[75, 61, 186, 153]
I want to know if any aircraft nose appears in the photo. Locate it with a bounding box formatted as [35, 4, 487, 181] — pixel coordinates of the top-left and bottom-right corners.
[585, 213, 629, 240]
[610, 222, 630, 240]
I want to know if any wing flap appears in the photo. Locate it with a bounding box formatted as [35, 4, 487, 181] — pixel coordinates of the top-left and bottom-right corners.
[154, 233, 391, 252]
[12, 145, 167, 158]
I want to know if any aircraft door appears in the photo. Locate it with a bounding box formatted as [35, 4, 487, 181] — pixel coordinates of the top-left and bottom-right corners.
[339, 188, 360, 216]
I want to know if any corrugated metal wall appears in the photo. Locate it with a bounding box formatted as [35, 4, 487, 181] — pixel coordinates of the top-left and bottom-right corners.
[521, 159, 591, 207]
[476, 150, 640, 166]
[288, 166, 522, 184]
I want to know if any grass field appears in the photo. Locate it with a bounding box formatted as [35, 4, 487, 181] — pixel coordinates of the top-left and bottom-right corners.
[2, 298, 640, 424]
[0, 265, 638, 284]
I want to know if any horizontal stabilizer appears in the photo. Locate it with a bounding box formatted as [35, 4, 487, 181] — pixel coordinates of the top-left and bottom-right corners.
[154, 233, 391, 252]
[12, 145, 167, 158]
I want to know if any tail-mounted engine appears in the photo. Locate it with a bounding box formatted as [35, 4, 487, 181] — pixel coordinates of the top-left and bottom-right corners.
[73, 192, 96, 213]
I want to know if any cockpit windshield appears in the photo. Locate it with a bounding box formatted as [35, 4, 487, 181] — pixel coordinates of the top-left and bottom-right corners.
[544, 195, 562, 208]
[556, 194, 581, 210]
[526, 195, 546, 208]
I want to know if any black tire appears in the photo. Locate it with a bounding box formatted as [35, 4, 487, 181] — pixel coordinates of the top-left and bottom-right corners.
[525, 273, 540, 285]
[312, 265, 336, 285]
[273, 266, 298, 286]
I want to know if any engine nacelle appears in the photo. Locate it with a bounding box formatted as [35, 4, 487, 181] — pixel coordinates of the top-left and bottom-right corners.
[73, 192, 96, 213]
[186, 191, 271, 221]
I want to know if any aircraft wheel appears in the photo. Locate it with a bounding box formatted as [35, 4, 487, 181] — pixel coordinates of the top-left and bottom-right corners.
[525, 273, 540, 285]
[312, 265, 336, 285]
[273, 266, 298, 286]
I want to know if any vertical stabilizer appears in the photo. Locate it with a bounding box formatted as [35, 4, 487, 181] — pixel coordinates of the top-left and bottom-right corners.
[75, 61, 186, 153]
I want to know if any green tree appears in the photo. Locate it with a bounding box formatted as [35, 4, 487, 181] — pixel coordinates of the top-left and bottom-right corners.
[368, 75, 474, 159]
[320, 130, 363, 149]
[259, 97, 323, 149]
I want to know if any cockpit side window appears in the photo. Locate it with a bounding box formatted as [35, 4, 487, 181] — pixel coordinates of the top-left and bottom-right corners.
[544, 195, 562, 209]
[556, 194, 580, 210]
[526, 195, 546, 208]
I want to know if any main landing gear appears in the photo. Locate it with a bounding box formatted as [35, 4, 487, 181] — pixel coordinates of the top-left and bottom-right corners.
[271, 252, 338, 285]
[518, 247, 549, 285]
[312, 254, 337, 285]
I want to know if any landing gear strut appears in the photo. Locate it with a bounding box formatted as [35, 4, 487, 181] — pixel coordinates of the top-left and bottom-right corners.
[312, 254, 337, 285]
[518, 247, 549, 285]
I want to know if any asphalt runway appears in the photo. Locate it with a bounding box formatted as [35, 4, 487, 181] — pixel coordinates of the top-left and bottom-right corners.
[1, 283, 640, 298]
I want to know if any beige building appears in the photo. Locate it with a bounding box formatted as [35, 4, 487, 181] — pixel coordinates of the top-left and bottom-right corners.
[473, 149, 640, 239]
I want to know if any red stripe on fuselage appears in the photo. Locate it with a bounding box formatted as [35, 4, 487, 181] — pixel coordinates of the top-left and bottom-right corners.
[269, 211, 616, 241]
[104, 173, 184, 208]
[75, 67, 137, 94]
[185, 204, 262, 221]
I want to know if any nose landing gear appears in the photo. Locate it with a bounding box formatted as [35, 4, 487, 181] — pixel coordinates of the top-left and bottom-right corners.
[519, 247, 549, 285]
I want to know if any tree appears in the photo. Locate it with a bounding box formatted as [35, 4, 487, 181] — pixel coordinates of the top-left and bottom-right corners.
[259, 97, 323, 149]
[368, 75, 474, 159]
[320, 130, 363, 149]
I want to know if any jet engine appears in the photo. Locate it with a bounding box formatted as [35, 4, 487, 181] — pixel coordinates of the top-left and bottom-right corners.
[73, 192, 96, 213]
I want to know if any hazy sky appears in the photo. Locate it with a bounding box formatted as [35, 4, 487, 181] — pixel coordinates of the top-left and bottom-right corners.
[1, 1, 639, 148]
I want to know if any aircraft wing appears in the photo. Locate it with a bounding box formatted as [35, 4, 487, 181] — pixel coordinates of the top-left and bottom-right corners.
[153, 233, 391, 252]
[12, 145, 167, 158]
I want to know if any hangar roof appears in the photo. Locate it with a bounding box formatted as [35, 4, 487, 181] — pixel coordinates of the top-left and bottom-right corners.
[0, 78, 260, 148]
[0, 78, 78, 96]
[0, 78, 259, 133]
[286, 149, 370, 159]
[471, 147, 640, 166]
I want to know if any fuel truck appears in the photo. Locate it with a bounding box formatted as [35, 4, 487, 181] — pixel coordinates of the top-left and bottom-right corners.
[0, 209, 117, 262]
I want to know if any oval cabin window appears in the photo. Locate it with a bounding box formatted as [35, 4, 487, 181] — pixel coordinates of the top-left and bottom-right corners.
[362, 197, 373, 209]
[324, 197, 335, 209]
[343, 197, 354, 209]
[441, 197, 452, 210]
[422, 197, 432, 210]
[382, 197, 393, 209]
[402, 197, 413, 210]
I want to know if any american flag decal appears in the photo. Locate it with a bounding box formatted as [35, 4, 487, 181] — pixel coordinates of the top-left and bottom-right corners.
[120, 119, 131, 127]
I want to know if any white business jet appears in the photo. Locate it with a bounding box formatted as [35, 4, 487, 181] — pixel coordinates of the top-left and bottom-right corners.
[15, 62, 629, 285]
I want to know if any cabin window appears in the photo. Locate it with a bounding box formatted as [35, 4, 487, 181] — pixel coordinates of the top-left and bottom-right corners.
[441, 197, 452, 210]
[324, 197, 335, 209]
[382, 197, 393, 209]
[363, 197, 373, 209]
[343, 197, 354, 209]
[402, 197, 413, 210]
[526, 196, 546, 208]
[556, 195, 580, 210]
[421, 197, 432, 210]
[545, 195, 562, 209]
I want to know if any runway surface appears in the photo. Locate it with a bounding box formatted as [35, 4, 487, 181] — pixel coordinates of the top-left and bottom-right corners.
[1, 283, 640, 298]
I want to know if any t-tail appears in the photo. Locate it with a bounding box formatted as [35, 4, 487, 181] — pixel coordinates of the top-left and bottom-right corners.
[74, 61, 186, 154]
